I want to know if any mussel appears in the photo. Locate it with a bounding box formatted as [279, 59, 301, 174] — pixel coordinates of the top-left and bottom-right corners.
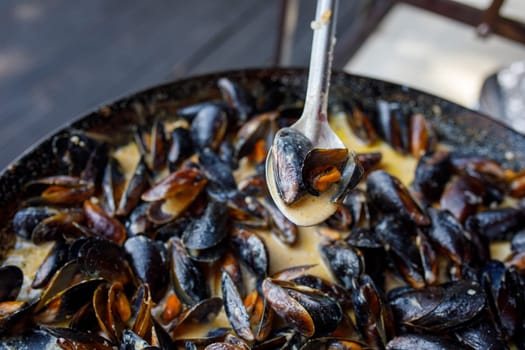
[271, 127, 312, 205]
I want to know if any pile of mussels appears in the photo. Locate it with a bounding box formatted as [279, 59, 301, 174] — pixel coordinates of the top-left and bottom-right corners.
[1, 77, 525, 350]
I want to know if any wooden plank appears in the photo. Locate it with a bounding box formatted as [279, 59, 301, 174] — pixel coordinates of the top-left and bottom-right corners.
[0, 0, 368, 168]
[0, 0, 261, 168]
[185, 1, 278, 75]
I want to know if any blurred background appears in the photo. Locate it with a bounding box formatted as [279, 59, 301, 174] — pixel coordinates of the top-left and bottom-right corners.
[1, 0, 524, 169]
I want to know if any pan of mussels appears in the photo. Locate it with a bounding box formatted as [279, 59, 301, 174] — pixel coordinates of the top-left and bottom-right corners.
[1, 67, 525, 349]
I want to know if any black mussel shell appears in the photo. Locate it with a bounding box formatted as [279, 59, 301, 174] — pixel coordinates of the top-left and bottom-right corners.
[230, 226, 269, 279]
[264, 197, 298, 245]
[262, 278, 342, 338]
[182, 201, 229, 252]
[465, 207, 525, 241]
[389, 280, 486, 331]
[351, 274, 395, 348]
[427, 208, 475, 265]
[0, 266, 23, 302]
[302, 148, 348, 196]
[126, 203, 154, 237]
[367, 170, 429, 226]
[299, 337, 369, 350]
[124, 235, 168, 303]
[221, 270, 254, 341]
[191, 105, 228, 151]
[168, 237, 209, 305]
[169, 127, 194, 171]
[167, 297, 223, 334]
[12, 207, 58, 240]
[271, 127, 312, 205]
[43, 326, 115, 349]
[218, 77, 253, 123]
[319, 240, 363, 290]
[413, 151, 452, 203]
[77, 238, 135, 286]
[32, 239, 69, 289]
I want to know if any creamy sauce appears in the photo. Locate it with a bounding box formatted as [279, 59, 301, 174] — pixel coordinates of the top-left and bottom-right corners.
[113, 142, 141, 181]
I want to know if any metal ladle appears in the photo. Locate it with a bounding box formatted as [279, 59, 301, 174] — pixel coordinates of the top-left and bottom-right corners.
[266, 0, 347, 226]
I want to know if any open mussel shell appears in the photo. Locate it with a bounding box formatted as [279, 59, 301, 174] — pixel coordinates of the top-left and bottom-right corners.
[31, 209, 85, 244]
[77, 238, 136, 286]
[148, 118, 169, 172]
[351, 274, 395, 348]
[142, 168, 208, 225]
[302, 148, 348, 196]
[0, 300, 36, 336]
[227, 192, 269, 228]
[92, 282, 130, 343]
[166, 297, 223, 336]
[174, 327, 231, 348]
[338, 99, 378, 146]
[116, 157, 150, 217]
[263, 197, 298, 246]
[261, 278, 342, 338]
[141, 168, 207, 202]
[83, 200, 127, 245]
[124, 235, 168, 303]
[24, 175, 95, 206]
[218, 77, 254, 124]
[35, 277, 105, 324]
[168, 236, 209, 305]
[235, 112, 275, 161]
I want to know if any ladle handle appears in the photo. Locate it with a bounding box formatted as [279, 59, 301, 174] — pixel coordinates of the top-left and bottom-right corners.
[302, 0, 338, 135]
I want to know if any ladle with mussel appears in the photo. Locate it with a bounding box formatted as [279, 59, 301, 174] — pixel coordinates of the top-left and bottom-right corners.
[266, 0, 362, 226]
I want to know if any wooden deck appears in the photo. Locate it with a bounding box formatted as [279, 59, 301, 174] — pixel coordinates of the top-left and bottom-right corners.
[0, 0, 364, 169]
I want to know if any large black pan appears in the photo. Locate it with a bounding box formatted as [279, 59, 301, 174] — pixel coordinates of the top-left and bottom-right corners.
[0, 68, 524, 345]
[2, 67, 525, 253]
